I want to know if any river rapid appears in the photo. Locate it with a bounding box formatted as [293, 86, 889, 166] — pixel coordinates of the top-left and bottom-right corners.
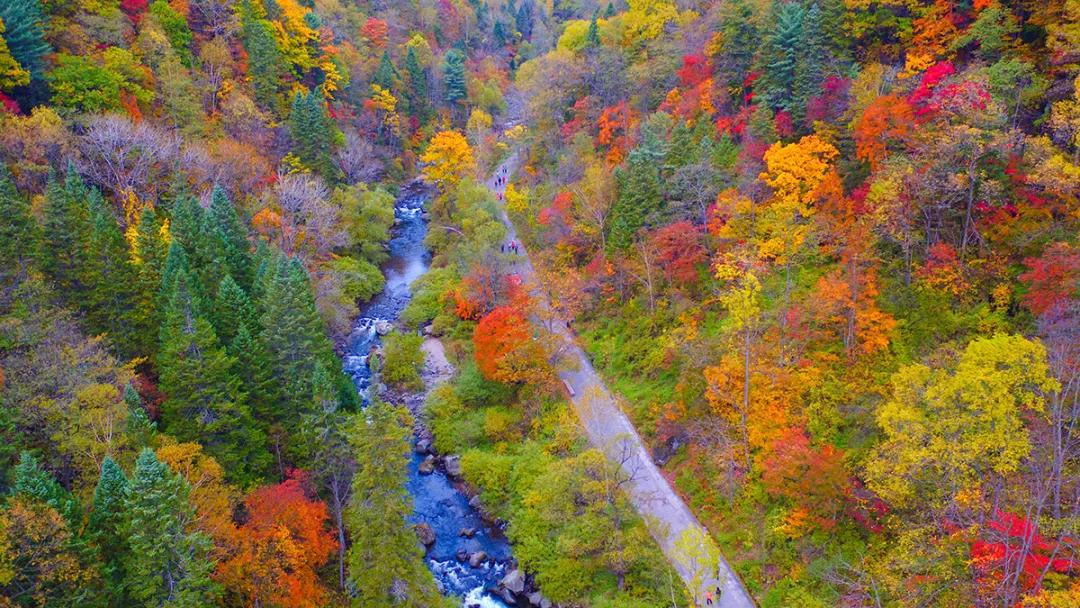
[341, 183, 515, 608]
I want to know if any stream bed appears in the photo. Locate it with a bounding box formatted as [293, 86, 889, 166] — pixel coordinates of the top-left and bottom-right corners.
[341, 183, 516, 608]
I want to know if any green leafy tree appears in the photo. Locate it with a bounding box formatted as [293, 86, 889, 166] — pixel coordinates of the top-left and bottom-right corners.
[148, 1, 194, 66]
[124, 449, 220, 608]
[47, 54, 124, 114]
[608, 154, 663, 250]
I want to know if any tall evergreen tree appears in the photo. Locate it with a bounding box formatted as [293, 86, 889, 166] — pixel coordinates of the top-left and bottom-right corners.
[757, 1, 803, 116]
[289, 90, 341, 179]
[258, 256, 335, 443]
[0, 0, 51, 79]
[404, 46, 429, 122]
[228, 321, 280, 433]
[372, 50, 398, 91]
[124, 449, 220, 607]
[716, 0, 759, 93]
[12, 451, 79, 522]
[607, 154, 663, 251]
[41, 166, 93, 303]
[346, 402, 446, 606]
[0, 164, 40, 286]
[212, 273, 253, 347]
[441, 49, 467, 108]
[586, 11, 601, 47]
[124, 384, 157, 450]
[90, 456, 130, 606]
[86, 190, 139, 354]
[208, 186, 254, 290]
[158, 274, 269, 484]
[132, 206, 169, 356]
[793, 1, 827, 127]
[239, 1, 285, 111]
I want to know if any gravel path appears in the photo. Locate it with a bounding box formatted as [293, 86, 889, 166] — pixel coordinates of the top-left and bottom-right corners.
[487, 154, 755, 608]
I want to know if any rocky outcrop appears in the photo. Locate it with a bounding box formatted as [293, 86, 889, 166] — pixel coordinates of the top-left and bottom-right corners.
[468, 551, 487, 568]
[500, 569, 525, 594]
[418, 455, 435, 475]
[443, 454, 462, 478]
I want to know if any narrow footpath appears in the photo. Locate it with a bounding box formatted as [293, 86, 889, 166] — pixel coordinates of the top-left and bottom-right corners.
[485, 155, 755, 608]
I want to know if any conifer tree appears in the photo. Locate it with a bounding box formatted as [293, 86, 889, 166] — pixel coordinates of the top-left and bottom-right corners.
[608, 155, 663, 251]
[90, 456, 130, 606]
[12, 451, 79, 523]
[132, 206, 169, 356]
[757, 1, 803, 116]
[124, 449, 220, 607]
[240, 1, 285, 111]
[158, 273, 269, 484]
[793, 1, 827, 126]
[208, 186, 253, 290]
[259, 257, 335, 436]
[86, 190, 139, 354]
[716, 0, 758, 92]
[0, 0, 51, 79]
[372, 50, 398, 91]
[289, 90, 341, 179]
[346, 402, 446, 606]
[442, 49, 467, 108]
[0, 164, 39, 286]
[587, 11, 601, 47]
[404, 46, 429, 122]
[41, 166, 93, 303]
[212, 273, 253, 347]
[123, 384, 157, 450]
[228, 321, 280, 428]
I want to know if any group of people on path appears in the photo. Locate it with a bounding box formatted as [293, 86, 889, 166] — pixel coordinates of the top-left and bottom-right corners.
[704, 584, 723, 605]
[501, 240, 521, 255]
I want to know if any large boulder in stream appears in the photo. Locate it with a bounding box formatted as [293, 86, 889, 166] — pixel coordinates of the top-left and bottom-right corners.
[444, 455, 462, 478]
[500, 568, 525, 594]
[414, 438, 432, 455]
[414, 522, 436, 548]
[373, 320, 393, 335]
[468, 551, 487, 568]
[418, 455, 436, 475]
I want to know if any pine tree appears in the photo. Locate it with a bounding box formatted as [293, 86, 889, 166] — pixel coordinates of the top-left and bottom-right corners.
[372, 50, 398, 91]
[228, 321, 280, 429]
[124, 384, 157, 450]
[607, 155, 663, 251]
[157, 240, 199, 327]
[208, 186, 253, 290]
[240, 1, 285, 111]
[716, 0, 758, 92]
[757, 1, 803, 116]
[289, 90, 340, 179]
[132, 206, 169, 356]
[346, 402, 445, 606]
[442, 49, 467, 107]
[41, 166, 93, 303]
[258, 256, 334, 439]
[158, 273, 269, 484]
[12, 451, 79, 523]
[604, 2, 616, 18]
[86, 190, 139, 354]
[0, 0, 51, 79]
[587, 11, 601, 47]
[793, 1, 827, 127]
[404, 46, 429, 122]
[124, 448, 220, 607]
[212, 273, 253, 347]
[0, 164, 40, 286]
[90, 456, 130, 606]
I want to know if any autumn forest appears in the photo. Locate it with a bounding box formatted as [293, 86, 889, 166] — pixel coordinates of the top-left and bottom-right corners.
[0, 0, 1078, 607]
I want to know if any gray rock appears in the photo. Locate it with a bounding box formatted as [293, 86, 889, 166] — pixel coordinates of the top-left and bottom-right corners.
[374, 320, 393, 335]
[458, 527, 477, 538]
[527, 591, 543, 606]
[499, 588, 517, 605]
[468, 551, 487, 568]
[414, 522, 435, 547]
[414, 439, 431, 455]
[444, 455, 462, 478]
[418, 455, 435, 475]
[468, 495, 483, 510]
[500, 569, 525, 594]
[456, 549, 469, 562]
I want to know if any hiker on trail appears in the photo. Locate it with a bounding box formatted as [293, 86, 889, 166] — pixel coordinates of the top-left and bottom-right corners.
[705, 590, 714, 605]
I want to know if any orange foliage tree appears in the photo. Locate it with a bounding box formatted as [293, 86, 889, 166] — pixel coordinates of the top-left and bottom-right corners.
[854, 94, 914, 171]
[473, 305, 549, 384]
[219, 474, 338, 608]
